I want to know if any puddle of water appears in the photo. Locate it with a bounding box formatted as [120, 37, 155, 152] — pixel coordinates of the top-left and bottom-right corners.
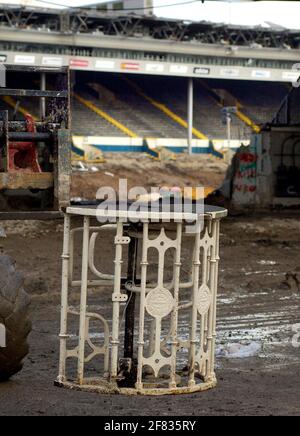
[218, 297, 236, 305]
[244, 270, 282, 276]
[216, 342, 262, 359]
[258, 260, 277, 266]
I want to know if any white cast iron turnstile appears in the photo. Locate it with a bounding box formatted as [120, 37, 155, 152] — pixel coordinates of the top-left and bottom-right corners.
[56, 205, 227, 395]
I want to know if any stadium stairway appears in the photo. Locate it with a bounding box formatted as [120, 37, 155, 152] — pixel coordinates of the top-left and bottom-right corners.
[197, 80, 260, 133]
[122, 76, 208, 140]
[206, 80, 289, 127]
[72, 85, 166, 138]
[73, 92, 137, 137]
[80, 75, 189, 139]
[131, 75, 248, 140]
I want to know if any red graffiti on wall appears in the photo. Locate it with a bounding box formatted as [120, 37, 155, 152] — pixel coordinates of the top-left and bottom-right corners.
[233, 151, 257, 197]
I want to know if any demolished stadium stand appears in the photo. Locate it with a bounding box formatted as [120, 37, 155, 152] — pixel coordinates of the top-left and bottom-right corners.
[0, 3, 299, 157]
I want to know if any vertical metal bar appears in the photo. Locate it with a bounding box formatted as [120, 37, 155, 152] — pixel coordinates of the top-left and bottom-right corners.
[199, 315, 205, 375]
[188, 221, 201, 387]
[40, 72, 46, 119]
[69, 229, 75, 284]
[3, 110, 9, 172]
[169, 222, 182, 388]
[199, 224, 211, 377]
[58, 213, 71, 383]
[77, 215, 90, 385]
[203, 231, 210, 351]
[148, 319, 156, 357]
[110, 221, 124, 378]
[187, 77, 193, 155]
[136, 222, 149, 390]
[205, 224, 214, 379]
[226, 113, 231, 150]
[210, 219, 220, 377]
[124, 236, 138, 359]
[56, 127, 71, 210]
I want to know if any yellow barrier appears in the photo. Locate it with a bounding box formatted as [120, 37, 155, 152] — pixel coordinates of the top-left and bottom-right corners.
[123, 78, 208, 140]
[73, 93, 138, 138]
[235, 109, 260, 133]
[198, 80, 260, 133]
[2, 96, 38, 121]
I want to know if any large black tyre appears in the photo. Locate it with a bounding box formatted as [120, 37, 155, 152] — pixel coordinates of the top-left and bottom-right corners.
[0, 254, 31, 381]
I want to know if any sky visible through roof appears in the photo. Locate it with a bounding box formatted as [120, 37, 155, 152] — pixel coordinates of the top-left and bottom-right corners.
[4, 1, 300, 30]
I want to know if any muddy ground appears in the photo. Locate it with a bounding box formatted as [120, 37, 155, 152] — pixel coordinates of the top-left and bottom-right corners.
[0, 154, 300, 416]
[0, 214, 299, 416]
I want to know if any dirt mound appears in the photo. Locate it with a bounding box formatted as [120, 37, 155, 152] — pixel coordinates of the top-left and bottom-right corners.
[71, 152, 227, 200]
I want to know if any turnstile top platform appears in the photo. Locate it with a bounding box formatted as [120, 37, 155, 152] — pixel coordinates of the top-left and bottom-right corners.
[66, 203, 228, 221]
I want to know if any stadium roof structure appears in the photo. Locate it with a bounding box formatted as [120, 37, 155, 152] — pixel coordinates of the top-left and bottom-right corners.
[1, 3, 300, 49]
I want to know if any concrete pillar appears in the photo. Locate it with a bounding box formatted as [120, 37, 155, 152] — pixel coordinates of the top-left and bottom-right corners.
[226, 112, 231, 149]
[40, 72, 46, 119]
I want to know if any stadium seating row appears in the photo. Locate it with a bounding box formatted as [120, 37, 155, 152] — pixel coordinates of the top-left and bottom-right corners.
[0, 72, 289, 140]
